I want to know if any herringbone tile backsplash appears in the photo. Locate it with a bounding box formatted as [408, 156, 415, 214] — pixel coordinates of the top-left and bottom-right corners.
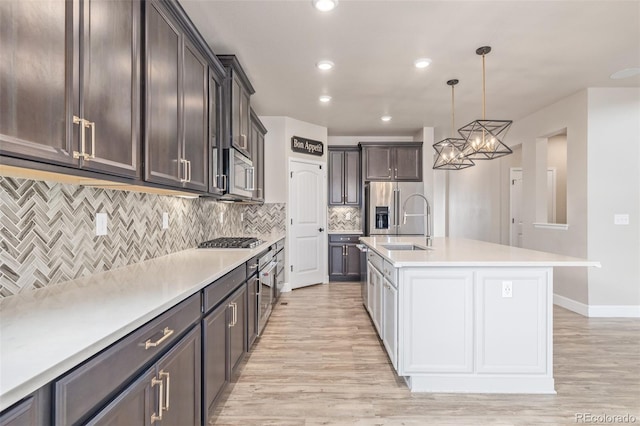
[0, 177, 285, 298]
[328, 206, 362, 231]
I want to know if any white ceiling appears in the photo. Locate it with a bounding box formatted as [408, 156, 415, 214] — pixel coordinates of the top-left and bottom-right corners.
[179, 0, 640, 137]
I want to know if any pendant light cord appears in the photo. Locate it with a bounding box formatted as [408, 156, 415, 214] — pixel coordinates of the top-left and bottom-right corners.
[451, 84, 455, 138]
[482, 52, 486, 120]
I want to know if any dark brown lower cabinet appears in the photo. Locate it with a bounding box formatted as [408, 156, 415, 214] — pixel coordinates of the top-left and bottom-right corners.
[0, 387, 50, 426]
[86, 326, 201, 426]
[328, 235, 361, 282]
[202, 283, 247, 420]
[246, 274, 259, 348]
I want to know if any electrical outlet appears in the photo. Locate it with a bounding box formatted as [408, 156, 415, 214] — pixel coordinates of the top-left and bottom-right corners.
[502, 281, 513, 298]
[219, 211, 224, 223]
[162, 212, 169, 230]
[241, 213, 244, 222]
[346, 212, 351, 220]
[614, 214, 629, 225]
[96, 213, 108, 236]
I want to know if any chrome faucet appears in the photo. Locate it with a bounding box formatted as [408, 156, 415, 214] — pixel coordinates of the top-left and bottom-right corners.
[402, 193, 432, 247]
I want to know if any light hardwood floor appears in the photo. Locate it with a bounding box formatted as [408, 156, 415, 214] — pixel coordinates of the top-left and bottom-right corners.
[209, 283, 640, 425]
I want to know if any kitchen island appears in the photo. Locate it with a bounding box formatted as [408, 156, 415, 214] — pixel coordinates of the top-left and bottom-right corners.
[359, 236, 599, 394]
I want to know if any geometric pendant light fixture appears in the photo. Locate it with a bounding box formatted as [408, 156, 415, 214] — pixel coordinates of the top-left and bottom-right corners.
[433, 79, 475, 170]
[459, 46, 513, 160]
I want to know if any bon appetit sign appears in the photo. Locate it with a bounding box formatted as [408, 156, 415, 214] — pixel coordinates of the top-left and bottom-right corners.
[291, 136, 324, 157]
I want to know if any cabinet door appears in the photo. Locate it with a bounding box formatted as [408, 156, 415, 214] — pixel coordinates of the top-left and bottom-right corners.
[328, 150, 345, 205]
[202, 302, 228, 415]
[145, 1, 181, 185]
[0, 0, 75, 166]
[79, 0, 140, 178]
[393, 145, 422, 181]
[155, 326, 201, 426]
[344, 244, 361, 279]
[181, 39, 208, 191]
[208, 70, 224, 195]
[364, 146, 393, 180]
[372, 267, 383, 336]
[239, 88, 251, 158]
[382, 280, 398, 369]
[255, 129, 265, 201]
[247, 276, 258, 348]
[343, 150, 360, 205]
[328, 244, 346, 278]
[85, 367, 154, 426]
[229, 75, 250, 156]
[229, 285, 247, 374]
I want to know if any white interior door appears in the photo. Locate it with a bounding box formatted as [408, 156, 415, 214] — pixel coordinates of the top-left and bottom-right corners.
[510, 168, 523, 247]
[289, 159, 327, 289]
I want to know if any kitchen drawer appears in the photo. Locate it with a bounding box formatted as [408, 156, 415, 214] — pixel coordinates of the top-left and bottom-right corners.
[54, 293, 200, 426]
[246, 252, 263, 277]
[276, 238, 285, 252]
[383, 260, 396, 286]
[329, 234, 360, 243]
[276, 250, 284, 276]
[203, 265, 246, 313]
[367, 250, 383, 272]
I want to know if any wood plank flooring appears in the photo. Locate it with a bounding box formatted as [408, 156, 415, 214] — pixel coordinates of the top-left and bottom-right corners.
[209, 283, 640, 425]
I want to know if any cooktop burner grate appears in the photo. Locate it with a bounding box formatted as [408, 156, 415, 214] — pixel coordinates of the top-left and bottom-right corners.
[198, 237, 263, 249]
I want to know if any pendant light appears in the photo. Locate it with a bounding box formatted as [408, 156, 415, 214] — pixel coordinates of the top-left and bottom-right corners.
[459, 46, 512, 160]
[433, 79, 475, 170]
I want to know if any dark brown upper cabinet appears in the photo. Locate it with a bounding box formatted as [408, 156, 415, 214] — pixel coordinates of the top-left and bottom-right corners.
[217, 55, 255, 160]
[145, 0, 208, 191]
[328, 147, 361, 206]
[250, 109, 267, 203]
[360, 142, 422, 182]
[208, 67, 225, 195]
[0, 0, 141, 178]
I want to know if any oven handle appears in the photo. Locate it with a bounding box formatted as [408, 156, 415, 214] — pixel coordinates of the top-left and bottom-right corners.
[260, 261, 278, 285]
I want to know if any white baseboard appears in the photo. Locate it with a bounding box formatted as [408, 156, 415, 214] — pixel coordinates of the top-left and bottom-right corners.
[554, 294, 640, 318]
[553, 294, 589, 316]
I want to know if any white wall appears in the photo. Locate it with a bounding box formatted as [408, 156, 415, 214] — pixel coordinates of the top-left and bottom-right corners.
[327, 135, 414, 146]
[547, 134, 567, 224]
[587, 88, 640, 309]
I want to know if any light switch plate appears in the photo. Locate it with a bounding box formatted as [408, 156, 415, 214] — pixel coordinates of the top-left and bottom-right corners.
[162, 212, 169, 229]
[614, 214, 629, 225]
[96, 213, 108, 236]
[346, 212, 351, 220]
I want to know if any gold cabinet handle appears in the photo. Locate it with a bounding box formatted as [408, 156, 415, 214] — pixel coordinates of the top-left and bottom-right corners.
[187, 160, 192, 183]
[72, 116, 87, 159]
[233, 302, 237, 326]
[144, 327, 174, 350]
[179, 159, 188, 183]
[228, 303, 234, 328]
[151, 376, 164, 423]
[86, 120, 96, 160]
[241, 134, 247, 149]
[159, 370, 170, 411]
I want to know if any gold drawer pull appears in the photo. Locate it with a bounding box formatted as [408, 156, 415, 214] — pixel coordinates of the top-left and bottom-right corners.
[145, 327, 174, 350]
[151, 376, 164, 423]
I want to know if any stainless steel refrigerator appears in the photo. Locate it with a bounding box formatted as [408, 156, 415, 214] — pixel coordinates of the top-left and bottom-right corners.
[365, 181, 427, 235]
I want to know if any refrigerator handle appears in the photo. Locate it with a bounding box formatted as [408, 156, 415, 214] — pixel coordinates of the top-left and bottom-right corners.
[394, 189, 400, 227]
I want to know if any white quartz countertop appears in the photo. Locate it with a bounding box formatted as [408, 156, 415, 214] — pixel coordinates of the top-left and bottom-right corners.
[0, 233, 284, 411]
[328, 230, 363, 235]
[360, 236, 601, 268]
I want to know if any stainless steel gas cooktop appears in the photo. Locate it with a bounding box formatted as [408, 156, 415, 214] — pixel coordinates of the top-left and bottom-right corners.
[198, 237, 263, 249]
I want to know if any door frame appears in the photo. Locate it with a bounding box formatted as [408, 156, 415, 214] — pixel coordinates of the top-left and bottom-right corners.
[287, 157, 328, 289]
[509, 168, 523, 247]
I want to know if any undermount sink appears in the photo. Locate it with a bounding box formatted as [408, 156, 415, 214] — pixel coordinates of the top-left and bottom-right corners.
[381, 244, 430, 251]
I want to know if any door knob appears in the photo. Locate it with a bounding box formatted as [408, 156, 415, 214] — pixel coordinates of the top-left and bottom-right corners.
[318, 227, 325, 232]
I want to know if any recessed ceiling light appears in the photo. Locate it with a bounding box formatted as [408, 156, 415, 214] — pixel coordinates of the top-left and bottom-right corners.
[312, 0, 338, 12]
[414, 58, 432, 69]
[381, 115, 392, 122]
[319, 95, 332, 103]
[316, 60, 335, 71]
[610, 68, 640, 79]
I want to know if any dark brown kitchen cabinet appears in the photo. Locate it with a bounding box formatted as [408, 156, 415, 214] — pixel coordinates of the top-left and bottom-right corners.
[250, 109, 267, 202]
[328, 235, 361, 282]
[0, 0, 140, 178]
[208, 67, 225, 195]
[145, 0, 208, 191]
[0, 387, 50, 426]
[217, 55, 256, 159]
[202, 268, 248, 419]
[86, 326, 201, 426]
[328, 147, 360, 206]
[360, 142, 422, 182]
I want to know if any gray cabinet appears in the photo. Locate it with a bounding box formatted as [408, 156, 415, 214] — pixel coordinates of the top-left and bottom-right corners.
[0, 0, 141, 178]
[328, 147, 360, 206]
[217, 55, 256, 159]
[202, 266, 248, 419]
[0, 387, 50, 426]
[360, 142, 422, 182]
[86, 326, 201, 426]
[328, 235, 361, 282]
[145, 0, 208, 191]
[246, 254, 260, 349]
[250, 109, 267, 202]
[208, 68, 225, 195]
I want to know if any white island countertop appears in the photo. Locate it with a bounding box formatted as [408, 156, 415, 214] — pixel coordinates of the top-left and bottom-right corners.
[0, 233, 284, 412]
[360, 236, 601, 268]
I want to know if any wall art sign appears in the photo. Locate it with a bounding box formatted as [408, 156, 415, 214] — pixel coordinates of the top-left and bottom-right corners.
[291, 136, 324, 156]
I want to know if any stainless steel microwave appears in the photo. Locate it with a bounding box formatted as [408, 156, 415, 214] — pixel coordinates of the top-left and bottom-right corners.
[225, 148, 255, 199]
